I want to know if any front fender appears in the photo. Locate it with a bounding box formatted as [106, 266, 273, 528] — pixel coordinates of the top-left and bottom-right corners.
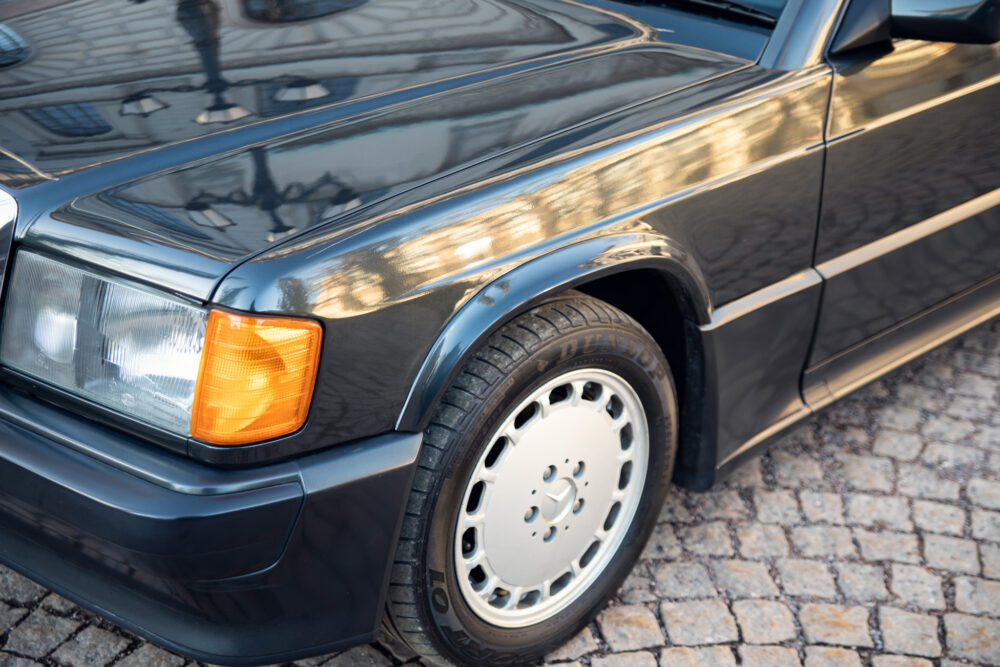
[395, 232, 711, 432]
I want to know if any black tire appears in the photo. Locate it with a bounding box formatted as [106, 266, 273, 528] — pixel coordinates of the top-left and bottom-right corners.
[385, 292, 678, 666]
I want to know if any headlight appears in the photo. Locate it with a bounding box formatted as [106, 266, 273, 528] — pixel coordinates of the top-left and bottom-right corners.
[0, 251, 321, 445]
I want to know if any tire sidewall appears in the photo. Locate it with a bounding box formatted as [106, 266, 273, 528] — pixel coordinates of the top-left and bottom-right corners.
[420, 319, 677, 664]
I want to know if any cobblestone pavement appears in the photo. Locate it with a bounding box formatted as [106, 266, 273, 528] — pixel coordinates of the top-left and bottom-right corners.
[1, 319, 998, 667]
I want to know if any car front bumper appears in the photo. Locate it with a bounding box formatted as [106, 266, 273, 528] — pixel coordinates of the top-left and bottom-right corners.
[0, 386, 420, 665]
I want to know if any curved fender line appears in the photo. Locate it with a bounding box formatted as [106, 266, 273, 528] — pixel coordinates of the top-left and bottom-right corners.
[395, 232, 712, 432]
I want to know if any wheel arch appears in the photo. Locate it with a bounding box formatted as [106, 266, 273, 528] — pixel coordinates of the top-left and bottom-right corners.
[396, 234, 714, 481]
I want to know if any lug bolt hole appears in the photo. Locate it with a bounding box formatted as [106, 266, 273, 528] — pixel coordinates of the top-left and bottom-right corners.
[573, 461, 585, 477]
[573, 498, 584, 514]
[524, 506, 538, 523]
[543, 526, 556, 542]
[543, 465, 556, 482]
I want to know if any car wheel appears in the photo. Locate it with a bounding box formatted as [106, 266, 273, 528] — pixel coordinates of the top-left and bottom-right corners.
[385, 292, 678, 665]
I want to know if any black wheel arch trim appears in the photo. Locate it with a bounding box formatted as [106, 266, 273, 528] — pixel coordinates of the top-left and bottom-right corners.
[395, 232, 711, 433]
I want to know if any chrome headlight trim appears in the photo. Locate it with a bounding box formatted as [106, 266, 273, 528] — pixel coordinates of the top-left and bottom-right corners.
[0, 187, 16, 298]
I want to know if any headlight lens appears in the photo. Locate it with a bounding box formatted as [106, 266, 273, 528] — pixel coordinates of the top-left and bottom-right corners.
[0, 251, 322, 445]
[1, 252, 206, 434]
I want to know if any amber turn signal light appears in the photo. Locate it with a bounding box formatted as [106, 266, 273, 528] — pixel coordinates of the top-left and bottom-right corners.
[191, 310, 322, 445]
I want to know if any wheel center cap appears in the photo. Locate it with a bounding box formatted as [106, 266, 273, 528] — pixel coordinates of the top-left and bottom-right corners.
[542, 477, 576, 522]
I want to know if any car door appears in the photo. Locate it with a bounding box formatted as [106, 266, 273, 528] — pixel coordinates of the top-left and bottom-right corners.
[804, 27, 1000, 403]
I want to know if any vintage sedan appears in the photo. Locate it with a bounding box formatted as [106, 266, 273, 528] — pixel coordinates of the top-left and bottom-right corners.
[0, 0, 996, 664]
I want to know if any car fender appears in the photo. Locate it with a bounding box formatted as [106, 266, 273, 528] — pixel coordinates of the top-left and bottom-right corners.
[395, 231, 711, 432]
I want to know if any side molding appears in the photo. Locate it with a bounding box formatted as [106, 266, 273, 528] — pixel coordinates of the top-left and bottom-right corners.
[395, 233, 711, 432]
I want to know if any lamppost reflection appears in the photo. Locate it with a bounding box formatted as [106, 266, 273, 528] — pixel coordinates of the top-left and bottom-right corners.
[185, 147, 361, 242]
[177, 0, 251, 124]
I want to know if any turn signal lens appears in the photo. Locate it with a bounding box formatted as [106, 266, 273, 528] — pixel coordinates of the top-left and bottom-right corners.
[192, 310, 322, 445]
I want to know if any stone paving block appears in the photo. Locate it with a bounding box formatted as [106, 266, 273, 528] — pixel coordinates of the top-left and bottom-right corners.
[772, 450, 824, 488]
[895, 385, 948, 412]
[880, 607, 941, 658]
[974, 425, 1000, 451]
[640, 522, 682, 560]
[727, 459, 765, 488]
[0, 569, 47, 605]
[545, 627, 598, 661]
[545, 628, 599, 661]
[982, 543, 1000, 580]
[835, 563, 889, 601]
[872, 431, 923, 461]
[921, 417, 977, 445]
[777, 559, 837, 598]
[652, 562, 715, 599]
[40, 594, 77, 614]
[659, 646, 736, 667]
[972, 508, 1000, 542]
[737, 523, 790, 558]
[52, 626, 130, 666]
[619, 571, 657, 604]
[678, 521, 732, 556]
[835, 453, 894, 492]
[911, 500, 966, 536]
[889, 564, 944, 610]
[324, 646, 392, 666]
[925, 444, 986, 471]
[659, 497, 695, 524]
[596, 605, 663, 651]
[3, 609, 81, 658]
[804, 646, 862, 667]
[826, 399, 870, 428]
[589, 650, 657, 667]
[952, 372, 997, 398]
[897, 464, 960, 501]
[944, 613, 1000, 664]
[846, 494, 912, 531]
[799, 491, 846, 525]
[876, 405, 921, 431]
[870, 657, 932, 667]
[293, 650, 340, 666]
[660, 601, 738, 646]
[0, 654, 44, 667]
[854, 529, 921, 563]
[791, 526, 857, 558]
[954, 576, 1000, 615]
[923, 534, 980, 574]
[732, 600, 795, 644]
[969, 478, 1000, 510]
[114, 643, 186, 667]
[799, 604, 873, 648]
[0, 601, 28, 632]
[754, 489, 801, 525]
[738, 645, 801, 667]
[944, 396, 996, 421]
[713, 560, 779, 598]
[698, 490, 750, 521]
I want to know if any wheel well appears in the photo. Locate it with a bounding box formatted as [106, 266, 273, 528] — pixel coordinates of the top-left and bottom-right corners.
[575, 269, 710, 489]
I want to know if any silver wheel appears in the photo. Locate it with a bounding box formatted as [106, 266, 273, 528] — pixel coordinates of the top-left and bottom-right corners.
[455, 368, 649, 628]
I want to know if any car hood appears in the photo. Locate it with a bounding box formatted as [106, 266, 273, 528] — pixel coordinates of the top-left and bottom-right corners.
[1, 0, 763, 300]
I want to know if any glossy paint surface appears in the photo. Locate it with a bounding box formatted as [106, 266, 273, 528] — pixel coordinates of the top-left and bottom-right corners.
[0, 0, 834, 466]
[217, 65, 830, 457]
[810, 39, 1000, 365]
[2, 0, 768, 300]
